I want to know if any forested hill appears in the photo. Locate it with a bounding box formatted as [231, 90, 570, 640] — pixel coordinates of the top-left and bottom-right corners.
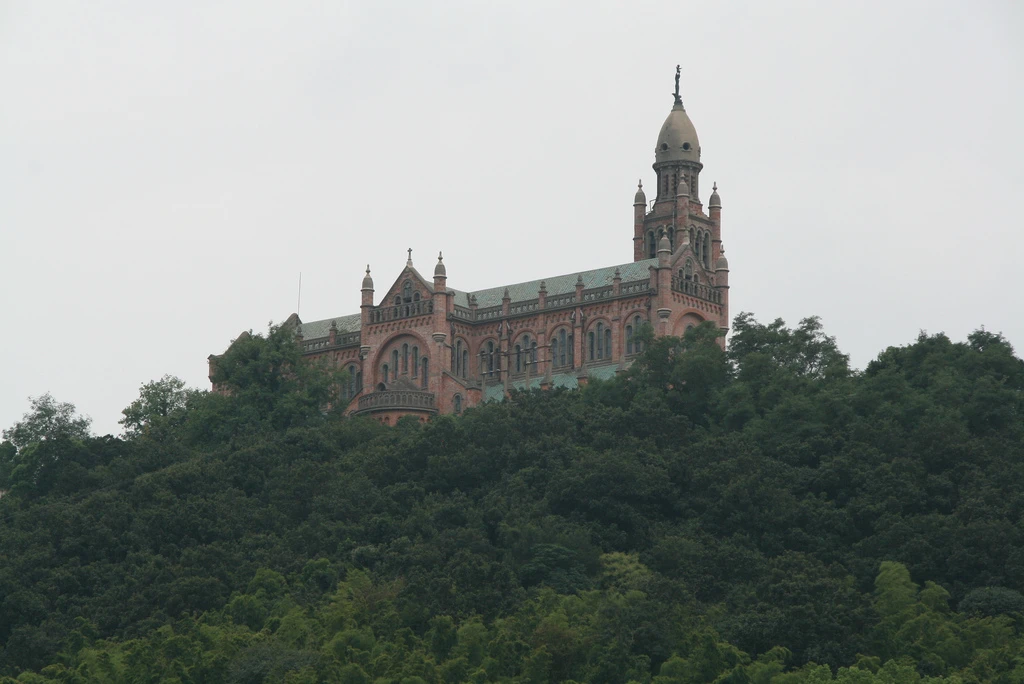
[1, 315, 1023, 684]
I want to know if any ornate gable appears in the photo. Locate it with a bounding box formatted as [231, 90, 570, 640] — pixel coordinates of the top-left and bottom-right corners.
[377, 258, 435, 309]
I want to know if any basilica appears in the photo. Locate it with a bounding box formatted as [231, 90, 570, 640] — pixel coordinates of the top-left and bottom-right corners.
[211, 72, 731, 423]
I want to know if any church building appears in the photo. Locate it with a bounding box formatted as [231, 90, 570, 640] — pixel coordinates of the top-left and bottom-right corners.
[210, 71, 731, 423]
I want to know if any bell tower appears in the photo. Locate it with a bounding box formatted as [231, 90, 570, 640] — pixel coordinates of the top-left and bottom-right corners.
[634, 66, 707, 262]
[655, 66, 703, 204]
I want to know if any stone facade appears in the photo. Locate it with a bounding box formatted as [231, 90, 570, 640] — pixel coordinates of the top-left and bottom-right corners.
[210, 81, 731, 424]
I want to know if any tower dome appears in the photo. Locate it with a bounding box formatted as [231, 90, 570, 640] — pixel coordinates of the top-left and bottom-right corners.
[655, 65, 700, 164]
[655, 104, 700, 164]
[361, 265, 373, 290]
[716, 246, 729, 271]
[634, 180, 646, 205]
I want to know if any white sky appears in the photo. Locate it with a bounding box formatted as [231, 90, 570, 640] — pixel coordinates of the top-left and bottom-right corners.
[1, 1, 1021, 436]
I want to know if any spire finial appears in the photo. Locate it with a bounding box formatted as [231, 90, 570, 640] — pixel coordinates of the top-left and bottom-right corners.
[673, 65, 682, 106]
[713, 182, 718, 192]
[365, 264, 370, 275]
[406, 248, 413, 267]
[638, 179, 643, 189]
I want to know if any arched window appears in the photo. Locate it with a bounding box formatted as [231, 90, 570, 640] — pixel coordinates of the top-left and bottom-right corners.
[413, 292, 420, 302]
[633, 315, 644, 354]
[487, 341, 495, 373]
[402, 344, 409, 374]
[342, 363, 360, 400]
[530, 340, 538, 376]
[455, 340, 463, 375]
[596, 323, 605, 359]
[588, 331, 595, 361]
[462, 349, 469, 378]
[684, 260, 693, 281]
[703, 233, 710, 268]
[412, 346, 419, 377]
[382, 364, 389, 383]
[515, 344, 522, 373]
[421, 358, 428, 388]
[626, 325, 633, 355]
[394, 295, 401, 306]
[402, 281, 413, 302]
[454, 395, 462, 414]
[604, 328, 611, 359]
[551, 334, 560, 369]
[391, 349, 399, 375]
[647, 231, 656, 259]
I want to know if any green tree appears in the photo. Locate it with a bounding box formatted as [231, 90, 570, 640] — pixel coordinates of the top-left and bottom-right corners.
[2, 393, 91, 452]
[207, 322, 344, 433]
[730, 313, 850, 381]
[120, 374, 200, 438]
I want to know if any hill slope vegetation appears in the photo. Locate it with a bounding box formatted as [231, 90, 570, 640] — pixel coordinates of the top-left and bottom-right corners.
[1, 316, 1023, 683]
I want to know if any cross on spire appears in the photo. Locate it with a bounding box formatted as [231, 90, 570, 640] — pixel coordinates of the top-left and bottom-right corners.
[406, 248, 413, 267]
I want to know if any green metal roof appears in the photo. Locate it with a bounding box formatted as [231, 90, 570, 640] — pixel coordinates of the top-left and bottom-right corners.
[297, 313, 361, 340]
[481, 366, 619, 403]
[483, 383, 506, 402]
[586, 364, 621, 382]
[451, 258, 657, 308]
[295, 258, 657, 341]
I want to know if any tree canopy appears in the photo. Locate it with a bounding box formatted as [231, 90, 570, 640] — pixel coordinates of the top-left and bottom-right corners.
[2, 393, 91, 452]
[1, 316, 1022, 683]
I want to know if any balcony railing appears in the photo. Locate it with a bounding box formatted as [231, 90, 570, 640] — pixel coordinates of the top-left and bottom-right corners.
[301, 330, 361, 353]
[581, 286, 613, 301]
[353, 390, 437, 414]
[671, 278, 722, 304]
[371, 300, 434, 323]
[450, 280, 650, 323]
[620, 281, 649, 295]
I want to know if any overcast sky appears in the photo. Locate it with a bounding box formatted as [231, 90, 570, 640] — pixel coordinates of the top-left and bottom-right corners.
[1, 1, 1021, 436]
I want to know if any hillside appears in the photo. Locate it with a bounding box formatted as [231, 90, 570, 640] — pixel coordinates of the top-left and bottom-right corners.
[1, 315, 1023, 683]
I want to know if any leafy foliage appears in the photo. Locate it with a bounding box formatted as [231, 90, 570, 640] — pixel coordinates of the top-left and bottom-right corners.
[1, 315, 1023, 682]
[119, 374, 200, 438]
[2, 393, 91, 451]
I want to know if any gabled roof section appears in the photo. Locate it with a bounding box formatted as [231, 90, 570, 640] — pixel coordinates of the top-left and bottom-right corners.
[377, 265, 435, 307]
[297, 313, 361, 340]
[452, 258, 657, 308]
